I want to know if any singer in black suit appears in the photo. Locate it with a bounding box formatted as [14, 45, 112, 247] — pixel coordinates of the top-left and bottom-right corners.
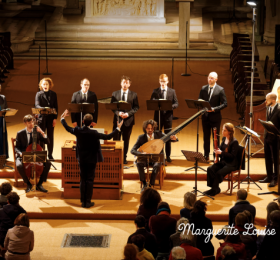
[15, 115, 51, 193]
[61, 109, 122, 208]
[259, 93, 280, 187]
[0, 94, 8, 158]
[35, 78, 58, 160]
[71, 78, 98, 127]
[150, 74, 178, 162]
[131, 119, 177, 193]
[111, 76, 139, 164]
[198, 72, 227, 162]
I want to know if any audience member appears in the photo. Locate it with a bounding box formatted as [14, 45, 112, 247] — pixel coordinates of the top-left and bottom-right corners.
[216, 232, 246, 260]
[149, 202, 177, 260]
[169, 226, 203, 260]
[266, 201, 279, 230]
[170, 247, 186, 260]
[128, 215, 157, 259]
[0, 192, 26, 247]
[170, 217, 196, 248]
[0, 182, 12, 208]
[123, 244, 139, 260]
[4, 213, 34, 260]
[131, 234, 154, 260]
[220, 246, 238, 260]
[228, 189, 256, 226]
[180, 192, 196, 219]
[189, 200, 214, 257]
[255, 210, 280, 260]
[234, 212, 257, 260]
[276, 196, 280, 208]
[137, 188, 161, 231]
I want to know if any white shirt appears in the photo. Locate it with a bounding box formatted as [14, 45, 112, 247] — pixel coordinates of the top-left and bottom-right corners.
[81, 90, 88, 102]
[160, 87, 167, 100]
[208, 83, 216, 101]
[269, 103, 277, 116]
[147, 133, 154, 141]
[26, 128, 46, 144]
[119, 89, 129, 117]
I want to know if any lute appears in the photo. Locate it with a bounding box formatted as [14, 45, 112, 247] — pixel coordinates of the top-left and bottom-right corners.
[139, 108, 207, 154]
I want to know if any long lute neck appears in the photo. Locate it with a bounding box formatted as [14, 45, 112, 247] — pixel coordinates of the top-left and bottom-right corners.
[160, 109, 206, 143]
[32, 126, 37, 151]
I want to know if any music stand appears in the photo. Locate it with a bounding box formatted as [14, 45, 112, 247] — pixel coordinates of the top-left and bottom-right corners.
[182, 150, 213, 200]
[234, 126, 262, 190]
[22, 150, 47, 194]
[185, 99, 211, 172]
[136, 153, 164, 187]
[257, 120, 280, 196]
[0, 109, 18, 169]
[68, 103, 95, 127]
[146, 100, 172, 131]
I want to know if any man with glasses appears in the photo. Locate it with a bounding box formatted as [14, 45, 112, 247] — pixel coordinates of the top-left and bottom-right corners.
[198, 72, 227, 162]
[150, 74, 179, 163]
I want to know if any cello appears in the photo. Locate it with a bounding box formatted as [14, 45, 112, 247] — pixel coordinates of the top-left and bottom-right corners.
[23, 116, 44, 180]
[213, 127, 219, 163]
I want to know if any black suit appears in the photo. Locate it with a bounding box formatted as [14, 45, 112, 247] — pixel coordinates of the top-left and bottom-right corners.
[71, 90, 98, 127]
[198, 84, 227, 157]
[0, 94, 8, 158]
[207, 137, 239, 192]
[35, 90, 58, 158]
[111, 89, 139, 161]
[61, 118, 119, 204]
[150, 87, 178, 158]
[264, 104, 280, 181]
[15, 129, 50, 184]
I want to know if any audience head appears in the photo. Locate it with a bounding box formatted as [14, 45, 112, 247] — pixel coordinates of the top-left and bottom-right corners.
[236, 189, 247, 201]
[171, 246, 186, 260]
[266, 202, 279, 224]
[134, 215, 145, 229]
[123, 244, 138, 260]
[235, 212, 248, 228]
[225, 231, 242, 244]
[183, 192, 196, 210]
[277, 196, 280, 207]
[156, 201, 171, 215]
[270, 210, 280, 228]
[0, 182, 12, 196]
[140, 187, 161, 209]
[221, 246, 238, 260]
[14, 213, 30, 227]
[7, 192, 20, 205]
[243, 210, 253, 224]
[83, 114, 93, 126]
[179, 219, 194, 242]
[192, 200, 207, 216]
[131, 234, 145, 252]
[176, 217, 189, 232]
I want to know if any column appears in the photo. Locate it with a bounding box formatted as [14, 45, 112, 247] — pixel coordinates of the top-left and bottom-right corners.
[264, 0, 280, 44]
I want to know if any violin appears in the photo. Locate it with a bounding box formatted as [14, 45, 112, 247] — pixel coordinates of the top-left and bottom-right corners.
[24, 116, 44, 180]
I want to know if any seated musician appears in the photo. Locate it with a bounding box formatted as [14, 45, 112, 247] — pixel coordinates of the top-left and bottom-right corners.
[204, 123, 239, 196]
[131, 119, 177, 193]
[15, 115, 51, 193]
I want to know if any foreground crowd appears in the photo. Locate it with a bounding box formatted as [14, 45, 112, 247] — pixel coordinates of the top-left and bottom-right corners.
[123, 188, 280, 260]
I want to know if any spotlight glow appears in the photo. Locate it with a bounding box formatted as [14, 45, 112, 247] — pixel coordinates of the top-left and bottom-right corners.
[247, 1, 257, 6]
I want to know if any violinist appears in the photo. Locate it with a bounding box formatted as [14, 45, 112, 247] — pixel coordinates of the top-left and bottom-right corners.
[204, 123, 239, 196]
[15, 115, 51, 193]
[35, 78, 58, 160]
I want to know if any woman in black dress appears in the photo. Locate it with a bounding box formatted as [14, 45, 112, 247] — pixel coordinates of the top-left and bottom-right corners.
[204, 123, 239, 196]
[0, 94, 8, 158]
[35, 78, 58, 160]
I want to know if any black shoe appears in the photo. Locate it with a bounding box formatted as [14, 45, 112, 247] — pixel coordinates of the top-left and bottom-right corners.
[82, 202, 95, 208]
[25, 184, 33, 193]
[166, 157, 172, 163]
[213, 187, 221, 196]
[259, 177, 272, 183]
[204, 156, 210, 163]
[203, 189, 214, 195]
[36, 184, 48, 193]
[48, 155, 54, 161]
[269, 180, 277, 187]
[123, 159, 128, 164]
[141, 183, 148, 193]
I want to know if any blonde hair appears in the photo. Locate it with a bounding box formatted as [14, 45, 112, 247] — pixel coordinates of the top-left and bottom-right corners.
[80, 78, 90, 85]
[39, 78, 54, 90]
[183, 192, 196, 210]
[179, 220, 194, 242]
[159, 74, 168, 81]
[223, 123, 235, 143]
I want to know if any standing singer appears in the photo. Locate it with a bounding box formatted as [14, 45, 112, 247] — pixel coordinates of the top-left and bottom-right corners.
[0, 94, 8, 158]
[198, 72, 227, 162]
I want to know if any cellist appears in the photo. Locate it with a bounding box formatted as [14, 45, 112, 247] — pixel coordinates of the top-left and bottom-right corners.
[15, 115, 51, 193]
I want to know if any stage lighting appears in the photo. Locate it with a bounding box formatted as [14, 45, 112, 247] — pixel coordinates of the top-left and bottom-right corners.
[247, 1, 257, 6]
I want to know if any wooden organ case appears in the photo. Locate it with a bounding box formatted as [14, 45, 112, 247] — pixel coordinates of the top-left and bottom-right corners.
[62, 140, 123, 200]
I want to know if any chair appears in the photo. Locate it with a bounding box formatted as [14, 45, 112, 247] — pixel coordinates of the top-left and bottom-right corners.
[11, 138, 24, 187]
[223, 145, 246, 195]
